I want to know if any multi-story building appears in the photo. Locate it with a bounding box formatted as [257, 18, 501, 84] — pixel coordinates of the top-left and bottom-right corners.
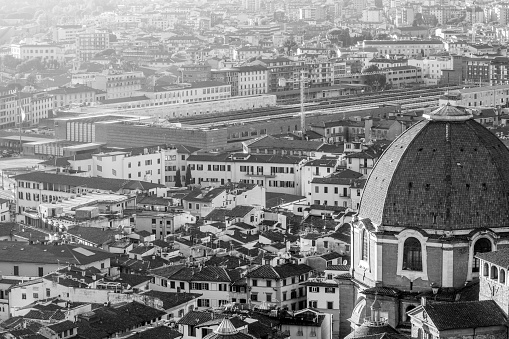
[186, 153, 306, 195]
[237, 65, 268, 96]
[20, 92, 53, 126]
[76, 31, 110, 61]
[134, 211, 196, 239]
[439, 84, 509, 108]
[384, 66, 423, 88]
[360, 40, 445, 57]
[246, 263, 313, 311]
[46, 85, 100, 109]
[13, 172, 165, 221]
[211, 69, 240, 96]
[52, 25, 85, 44]
[232, 46, 271, 61]
[308, 172, 365, 208]
[10, 43, 65, 61]
[88, 144, 196, 187]
[250, 57, 301, 93]
[303, 278, 341, 336]
[149, 265, 245, 309]
[138, 81, 231, 105]
[242, 0, 261, 12]
[72, 69, 144, 100]
[178, 64, 212, 82]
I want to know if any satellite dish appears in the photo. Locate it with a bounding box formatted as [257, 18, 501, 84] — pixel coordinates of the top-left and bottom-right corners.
[342, 260, 348, 265]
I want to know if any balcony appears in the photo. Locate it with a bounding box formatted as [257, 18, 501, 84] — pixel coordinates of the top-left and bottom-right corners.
[363, 317, 388, 326]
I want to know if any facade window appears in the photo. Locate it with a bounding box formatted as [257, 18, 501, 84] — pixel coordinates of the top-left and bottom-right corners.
[362, 230, 369, 261]
[473, 238, 491, 272]
[403, 237, 422, 271]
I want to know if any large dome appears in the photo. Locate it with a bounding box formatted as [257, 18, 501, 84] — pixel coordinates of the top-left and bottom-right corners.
[359, 105, 509, 230]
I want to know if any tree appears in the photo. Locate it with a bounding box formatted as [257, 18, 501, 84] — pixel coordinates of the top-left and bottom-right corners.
[175, 169, 182, 187]
[184, 165, 192, 186]
[16, 58, 43, 73]
[26, 73, 37, 86]
[362, 65, 386, 91]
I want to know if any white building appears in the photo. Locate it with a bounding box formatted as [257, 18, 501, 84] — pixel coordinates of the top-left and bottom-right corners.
[186, 153, 307, 195]
[11, 44, 65, 62]
[52, 25, 85, 44]
[408, 55, 454, 85]
[237, 65, 269, 96]
[72, 69, 145, 100]
[439, 84, 509, 108]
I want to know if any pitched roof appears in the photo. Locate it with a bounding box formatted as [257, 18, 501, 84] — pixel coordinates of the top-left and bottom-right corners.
[66, 226, 120, 245]
[0, 242, 114, 265]
[124, 326, 183, 339]
[14, 172, 165, 191]
[419, 300, 507, 331]
[476, 247, 509, 268]
[247, 263, 312, 279]
[178, 311, 216, 326]
[141, 290, 201, 310]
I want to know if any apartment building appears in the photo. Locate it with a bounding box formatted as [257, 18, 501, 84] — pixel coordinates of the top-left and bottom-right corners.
[13, 172, 166, 220]
[308, 171, 364, 208]
[80, 70, 144, 100]
[246, 263, 313, 311]
[47, 85, 101, 109]
[52, 25, 85, 44]
[134, 211, 196, 239]
[149, 266, 244, 309]
[76, 31, 110, 61]
[186, 153, 307, 195]
[303, 278, 341, 335]
[10, 43, 65, 62]
[89, 145, 196, 187]
[250, 57, 301, 93]
[237, 65, 269, 96]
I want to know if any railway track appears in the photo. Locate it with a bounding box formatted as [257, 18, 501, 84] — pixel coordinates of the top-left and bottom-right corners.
[170, 85, 466, 126]
[175, 86, 461, 127]
[190, 95, 442, 128]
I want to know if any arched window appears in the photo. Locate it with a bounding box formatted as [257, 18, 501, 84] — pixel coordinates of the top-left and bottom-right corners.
[405, 305, 416, 322]
[362, 230, 368, 261]
[500, 269, 506, 284]
[473, 238, 492, 272]
[484, 263, 489, 277]
[491, 265, 499, 280]
[403, 237, 422, 271]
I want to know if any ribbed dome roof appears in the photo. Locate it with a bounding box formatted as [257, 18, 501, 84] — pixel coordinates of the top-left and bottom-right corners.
[215, 318, 239, 335]
[359, 105, 509, 230]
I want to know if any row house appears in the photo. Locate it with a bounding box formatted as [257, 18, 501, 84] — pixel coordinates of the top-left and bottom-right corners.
[149, 265, 244, 309]
[186, 153, 307, 195]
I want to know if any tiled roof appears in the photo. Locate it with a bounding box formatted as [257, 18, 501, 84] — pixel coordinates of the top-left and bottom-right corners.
[66, 226, 120, 246]
[141, 290, 201, 310]
[321, 252, 342, 260]
[14, 172, 164, 191]
[149, 265, 240, 282]
[476, 247, 509, 268]
[47, 320, 76, 333]
[0, 242, 114, 265]
[115, 274, 151, 288]
[124, 326, 183, 339]
[362, 286, 402, 297]
[247, 263, 312, 279]
[177, 311, 215, 326]
[359, 112, 509, 230]
[326, 264, 350, 271]
[184, 188, 226, 202]
[420, 300, 507, 330]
